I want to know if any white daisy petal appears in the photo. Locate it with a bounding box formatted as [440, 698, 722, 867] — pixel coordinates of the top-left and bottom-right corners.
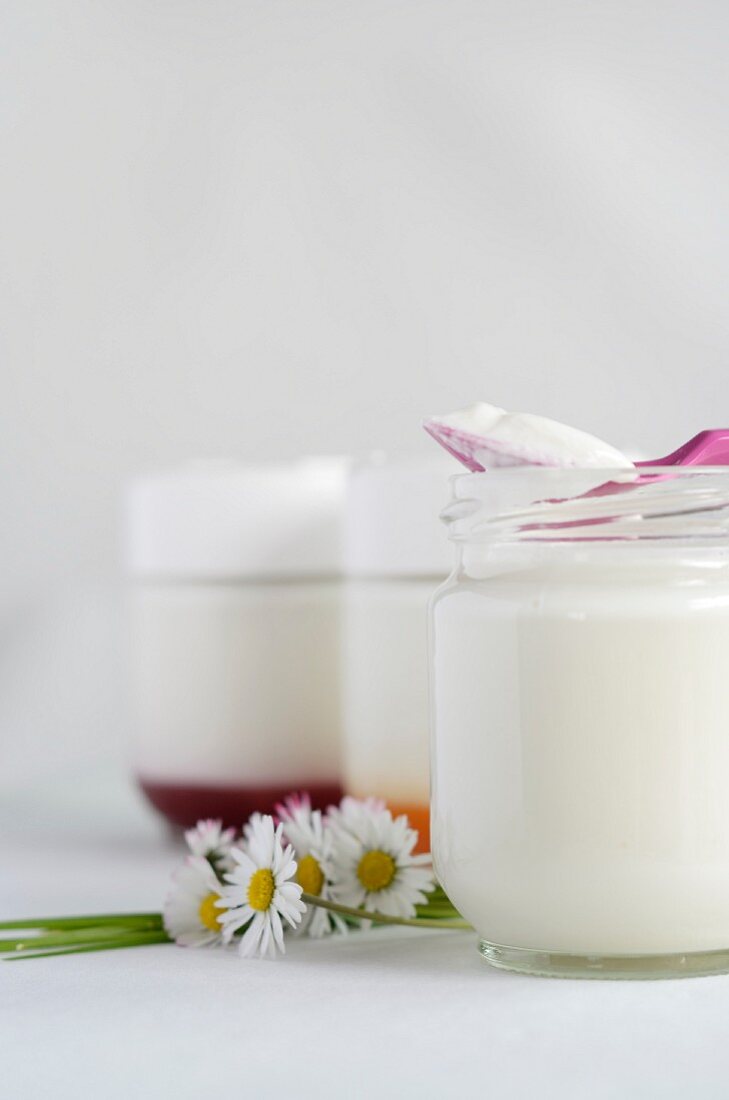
[277, 879, 304, 900]
[219, 902, 255, 928]
[246, 816, 272, 866]
[259, 916, 273, 958]
[239, 912, 265, 957]
[269, 907, 285, 951]
[229, 849, 257, 877]
[176, 929, 218, 948]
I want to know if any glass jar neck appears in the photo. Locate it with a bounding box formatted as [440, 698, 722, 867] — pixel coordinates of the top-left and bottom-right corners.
[443, 467, 729, 551]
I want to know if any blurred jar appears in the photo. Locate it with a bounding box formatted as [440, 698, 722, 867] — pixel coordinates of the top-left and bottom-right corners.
[343, 457, 453, 850]
[126, 458, 346, 828]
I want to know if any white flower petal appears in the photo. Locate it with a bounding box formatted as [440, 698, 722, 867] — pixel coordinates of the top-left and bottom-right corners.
[238, 916, 262, 957]
[227, 850, 257, 879]
[258, 917, 272, 958]
[269, 907, 285, 951]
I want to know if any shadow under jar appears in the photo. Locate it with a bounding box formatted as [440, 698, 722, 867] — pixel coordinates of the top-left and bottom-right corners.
[430, 467, 729, 979]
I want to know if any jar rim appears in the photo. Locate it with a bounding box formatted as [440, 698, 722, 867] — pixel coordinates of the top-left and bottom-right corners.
[449, 465, 729, 485]
[443, 466, 729, 546]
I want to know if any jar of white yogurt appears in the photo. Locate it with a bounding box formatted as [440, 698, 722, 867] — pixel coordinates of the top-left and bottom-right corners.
[343, 458, 452, 849]
[126, 458, 346, 828]
[430, 466, 729, 978]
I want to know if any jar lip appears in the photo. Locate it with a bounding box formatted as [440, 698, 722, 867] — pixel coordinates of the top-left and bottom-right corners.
[450, 465, 729, 488]
[443, 466, 729, 545]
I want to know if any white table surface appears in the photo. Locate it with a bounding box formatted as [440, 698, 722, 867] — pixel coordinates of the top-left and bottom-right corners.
[4, 779, 729, 1100]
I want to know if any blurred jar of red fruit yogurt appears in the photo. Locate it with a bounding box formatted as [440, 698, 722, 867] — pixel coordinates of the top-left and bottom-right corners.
[125, 458, 346, 828]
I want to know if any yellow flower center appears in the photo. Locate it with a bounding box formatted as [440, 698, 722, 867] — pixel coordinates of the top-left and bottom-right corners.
[296, 854, 324, 896]
[198, 892, 223, 932]
[357, 849, 396, 893]
[248, 867, 275, 911]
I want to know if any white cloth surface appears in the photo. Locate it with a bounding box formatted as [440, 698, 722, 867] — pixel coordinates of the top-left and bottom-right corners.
[3, 781, 729, 1099]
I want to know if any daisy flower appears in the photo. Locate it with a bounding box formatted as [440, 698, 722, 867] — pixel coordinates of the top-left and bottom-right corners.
[276, 794, 346, 937]
[184, 818, 236, 872]
[164, 856, 229, 947]
[217, 815, 306, 958]
[329, 803, 434, 919]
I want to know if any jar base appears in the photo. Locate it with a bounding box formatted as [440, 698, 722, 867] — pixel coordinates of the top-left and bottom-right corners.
[138, 778, 343, 829]
[478, 939, 729, 980]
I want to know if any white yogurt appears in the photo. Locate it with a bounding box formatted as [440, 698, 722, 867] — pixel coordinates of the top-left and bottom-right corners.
[131, 580, 342, 785]
[425, 402, 633, 471]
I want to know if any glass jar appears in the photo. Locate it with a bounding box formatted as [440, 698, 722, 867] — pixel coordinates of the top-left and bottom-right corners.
[126, 459, 346, 828]
[430, 467, 729, 979]
[343, 458, 451, 850]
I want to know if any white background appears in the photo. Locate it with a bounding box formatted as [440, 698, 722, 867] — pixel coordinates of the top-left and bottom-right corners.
[3, 0, 729, 790]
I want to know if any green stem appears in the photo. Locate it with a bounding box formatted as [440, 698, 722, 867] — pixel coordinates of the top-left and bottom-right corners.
[301, 892, 471, 930]
[4, 931, 170, 962]
[0, 913, 163, 933]
[0, 925, 149, 952]
[416, 901, 461, 915]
